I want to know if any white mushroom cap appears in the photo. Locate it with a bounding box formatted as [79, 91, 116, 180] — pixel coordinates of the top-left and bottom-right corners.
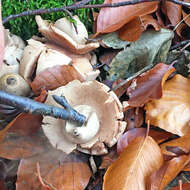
[36, 48, 72, 74]
[4, 29, 25, 66]
[54, 16, 88, 45]
[42, 80, 126, 155]
[19, 39, 46, 81]
[35, 15, 99, 54]
[46, 43, 100, 80]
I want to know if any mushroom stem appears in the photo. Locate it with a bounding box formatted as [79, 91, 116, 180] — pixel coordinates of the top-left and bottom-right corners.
[0, 90, 86, 126]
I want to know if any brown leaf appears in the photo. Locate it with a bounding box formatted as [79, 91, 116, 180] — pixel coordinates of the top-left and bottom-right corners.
[118, 15, 161, 42]
[117, 128, 146, 154]
[16, 151, 91, 190]
[0, 133, 45, 159]
[30, 65, 84, 95]
[103, 136, 163, 190]
[118, 17, 143, 42]
[160, 133, 190, 157]
[163, 2, 181, 26]
[8, 113, 43, 136]
[145, 74, 190, 136]
[96, 0, 158, 34]
[147, 155, 190, 190]
[170, 183, 190, 190]
[140, 14, 161, 31]
[127, 63, 175, 107]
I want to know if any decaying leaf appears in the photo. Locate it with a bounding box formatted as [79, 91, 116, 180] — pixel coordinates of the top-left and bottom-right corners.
[108, 29, 173, 81]
[160, 133, 190, 157]
[16, 151, 91, 190]
[145, 74, 190, 136]
[101, 32, 130, 49]
[0, 133, 45, 160]
[103, 136, 163, 190]
[147, 154, 190, 190]
[30, 65, 84, 94]
[126, 63, 175, 107]
[118, 17, 143, 42]
[96, 0, 158, 34]
[118, 15, 161, 42]
[171, 183, 190, 190]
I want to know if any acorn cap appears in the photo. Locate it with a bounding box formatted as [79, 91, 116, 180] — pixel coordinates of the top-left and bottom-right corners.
[42, 80, 126, 155]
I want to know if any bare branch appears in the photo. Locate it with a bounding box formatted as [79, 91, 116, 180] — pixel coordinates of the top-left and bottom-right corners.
[0, 90, 86, 126]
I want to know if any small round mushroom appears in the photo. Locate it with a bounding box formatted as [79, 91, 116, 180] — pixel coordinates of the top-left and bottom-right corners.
[0, 73, 31, 96]
[35, 15, 99, 54]
[42, 80, 126, 155]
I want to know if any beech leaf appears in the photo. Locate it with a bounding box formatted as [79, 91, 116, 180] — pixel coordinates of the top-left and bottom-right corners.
[103, 136, 163, 190]
[145, 74, 190, 136]
[16, 151, 91, 190]
[31, 65, 84, 95]
[108, 29, 174, 80]
[126, 63, 175, 107]
[96, 0, 158, 34]
[147, 155, 190, 190]
[160, 133, 190, 157]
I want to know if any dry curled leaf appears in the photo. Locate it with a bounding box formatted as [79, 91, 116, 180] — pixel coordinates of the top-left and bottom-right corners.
[118, 17, 143, 42]
[16, 151, 91, 190]
[96, 0, 158, 34]
[145, 74, 190, 136]
[171, 183, 190, 190]
[30, 65, 84, 94]
[103, 136, 163, 190]
[147, 154, 190, 190]
[118, 15, 160, 42]
[127, 63, 175, 107]
[160, 133, 190, 157]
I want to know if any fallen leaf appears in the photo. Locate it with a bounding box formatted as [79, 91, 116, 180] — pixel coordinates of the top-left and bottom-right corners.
[108, 29, 173, 81]
[0, 160, 7, 190]
[118, 15, 161, 42]
[126, 63, 175, 107]
[147, 154, 190, 190]
[118, 17, 143, 42]
[101, 32, 130, 49]
[163, 2, 181, 26]
[0, 133, 46, 160]
[7, 114, 42, 136]
[103, 136, 163, 190]
[117, 128, 146, 154]
[96, 0, 158, 34]
[30, 65, 84, 95]
[160, 133, 190, 157]
[170, 183, 190, 190]
[16, 151, 91, 190]
[145, 74, 190, 136]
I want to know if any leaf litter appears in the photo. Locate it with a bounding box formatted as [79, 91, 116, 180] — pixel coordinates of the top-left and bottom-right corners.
[2, 1, 190, 190]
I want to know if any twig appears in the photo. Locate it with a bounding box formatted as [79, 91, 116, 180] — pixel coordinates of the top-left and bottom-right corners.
[170, 40, 190, 51]
[0, 90, 86, 126]
[110, 64, 154, 92]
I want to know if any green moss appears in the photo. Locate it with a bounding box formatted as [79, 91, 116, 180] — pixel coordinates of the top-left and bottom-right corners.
[2, 0, 103, 40]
